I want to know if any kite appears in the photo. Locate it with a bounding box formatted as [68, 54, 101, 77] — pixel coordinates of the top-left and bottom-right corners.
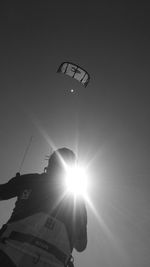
[57, 62, 90, 87]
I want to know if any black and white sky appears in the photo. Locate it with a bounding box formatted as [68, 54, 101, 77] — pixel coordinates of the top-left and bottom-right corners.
[0, 2, 150, 267]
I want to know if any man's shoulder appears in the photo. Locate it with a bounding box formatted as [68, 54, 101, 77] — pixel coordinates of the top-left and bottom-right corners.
[19, 172, 42, 182]
[20, 173, 41, 178]
[9, 172, 42, 184]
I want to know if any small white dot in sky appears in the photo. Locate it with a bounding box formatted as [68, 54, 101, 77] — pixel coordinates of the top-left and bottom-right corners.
[70, 89, 74, 93]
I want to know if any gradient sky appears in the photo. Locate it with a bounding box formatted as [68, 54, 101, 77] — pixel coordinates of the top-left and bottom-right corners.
[0, 2, 150, 267]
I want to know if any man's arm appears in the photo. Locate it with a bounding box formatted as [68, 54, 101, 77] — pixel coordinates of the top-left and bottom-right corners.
[0, 177, 18, 200]
[73, 199, 88, 252]
[74, 223, 87, 252]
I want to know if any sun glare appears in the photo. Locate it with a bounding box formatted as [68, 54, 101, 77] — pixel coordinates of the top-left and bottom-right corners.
[65, 165, 88, 198]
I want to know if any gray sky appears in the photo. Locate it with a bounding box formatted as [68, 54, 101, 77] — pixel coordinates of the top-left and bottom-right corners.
[0, 2, 150, 266]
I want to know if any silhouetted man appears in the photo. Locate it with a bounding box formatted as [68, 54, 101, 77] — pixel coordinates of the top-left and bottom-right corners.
[0, 147, 87, 267]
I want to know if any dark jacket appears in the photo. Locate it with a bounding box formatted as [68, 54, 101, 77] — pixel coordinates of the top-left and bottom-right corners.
[0, 172, 87, 252]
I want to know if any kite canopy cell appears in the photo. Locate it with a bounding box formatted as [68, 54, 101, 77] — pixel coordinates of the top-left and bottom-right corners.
[57, 62, 90, 87]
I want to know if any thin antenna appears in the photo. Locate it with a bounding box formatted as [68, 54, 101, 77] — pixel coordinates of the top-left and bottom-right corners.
[18, 136, 33, 173]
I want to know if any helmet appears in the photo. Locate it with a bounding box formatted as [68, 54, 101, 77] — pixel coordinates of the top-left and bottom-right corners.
[45, 147, 76, 174]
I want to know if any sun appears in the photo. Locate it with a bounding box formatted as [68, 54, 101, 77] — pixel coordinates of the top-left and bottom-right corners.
[64, 164, 88, 198]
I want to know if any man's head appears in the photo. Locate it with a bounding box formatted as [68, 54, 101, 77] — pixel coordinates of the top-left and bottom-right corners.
[45, 147, 76, 176]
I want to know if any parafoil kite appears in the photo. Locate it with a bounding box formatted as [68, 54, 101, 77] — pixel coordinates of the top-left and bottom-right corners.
[57, 62, 90, 87]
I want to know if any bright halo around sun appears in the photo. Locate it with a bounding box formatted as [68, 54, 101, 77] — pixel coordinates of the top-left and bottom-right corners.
[65, 164, 88, 198]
